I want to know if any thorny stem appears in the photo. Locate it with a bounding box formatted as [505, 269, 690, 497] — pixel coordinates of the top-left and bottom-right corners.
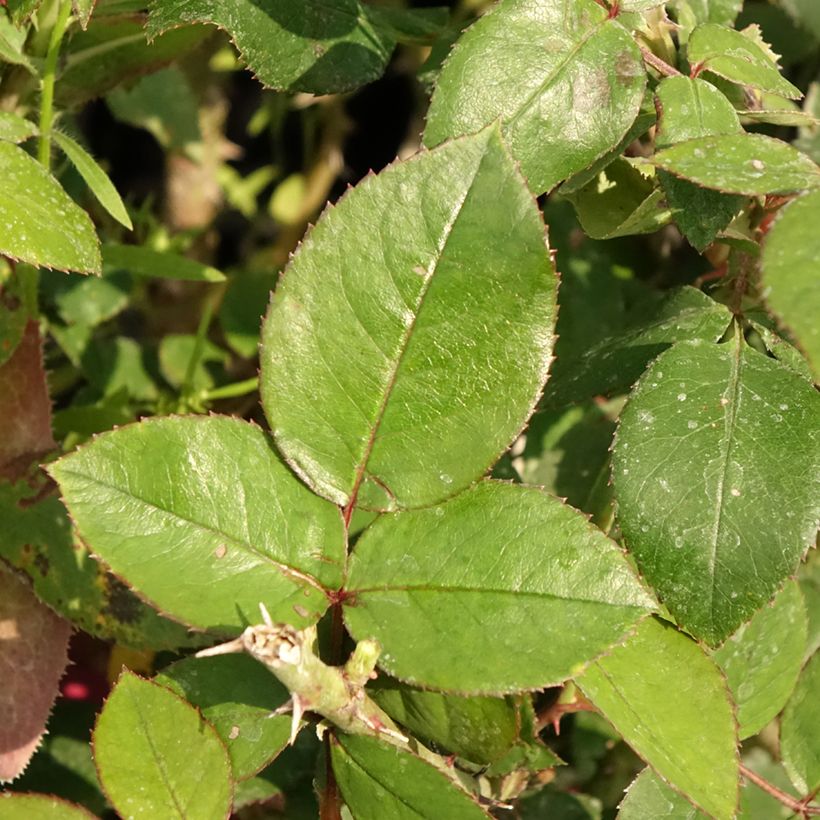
[38, 0, 72, 169]
[739, 764, 820, 817]
[639, 44, 683, 78]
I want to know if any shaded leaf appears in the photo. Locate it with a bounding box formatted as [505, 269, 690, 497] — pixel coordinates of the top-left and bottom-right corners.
[330, 733, 489, 820]
[48, 415, 345, 632]
[0, 112, 38, 144]
[713, 581, 807, 739]
[156, 654, 293, 780]
[0, 793, 95, 819]
[6, 0, 41, 26]
[688, 24, 801, 99]
[260, 127, 556, 511]
[0, 321, 55, 481]
[0, 565, 71, 783]
[41, 267, 132, 329]
[344, 481, 654, 693]
[93, 671, 233, 818]
[780, 652, 820, 793]
[423, 0, 646, 195]
[653, 133, 820, 195]
[618, 767, 705, 818]
[0, 142, 101, 274]
[102, 243, 225, 281]
[798, 552, 820, 661]
[147, 0, 395, 95]
[53, 132, 132, 230]
[0, 478, 200, 650]
[578, 618, 739, 820]
[370, 680, 518, 765]
[220, 270, 277, 358]
[613, 336, 820, 644]
[158, 334, 229, 391]
[761, 190, 820, 381]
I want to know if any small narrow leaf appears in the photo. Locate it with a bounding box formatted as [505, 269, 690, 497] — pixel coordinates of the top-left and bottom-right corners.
[156, 654, 293, 780]
[655, 75, 745, 250]
[0, 142, 101, 274]
[72, 0, 95, 29]
[688, 24, 802, 99]
[780, 652, 820, 793]
[370, 681, 518, 764]
[713, 581, 807, 739]
[618, 768, 705, 819]
[102, 243, 225, 281]
[261, 127, 556, 511]
[48, 416, 345, 631]
[330, 733, 490, 820]
[0, 793, 96, 819]
[0, 565, 71, 783]
[0, 112, 38, 144]
[613, 337, 820, 644]
[93, 671, 233, 818]
[53, 132, 132, 230]
[761, 190, 820, 381]
[653, 133, 820, 195]
[578, 618, 739, 820]
[423, 0, 646, 194]
[344, 481, 655, 693]
[147, 0, 395, 94]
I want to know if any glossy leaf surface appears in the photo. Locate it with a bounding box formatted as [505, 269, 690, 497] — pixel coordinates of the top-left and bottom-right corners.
[653, 133, 820, 195]
[0, 142, 100, 274]
[53, 132, 132, 230]
[688, 24, 801, 99]
[761, 191, 820, 381]
[578, 618, 738, 820]
[49, 416, 345, 632]
[423, 0, 646, 194]
[156, 654, 293, 780]
[713, 581, 807, 739]
[345, 481, 654, 693]
[94, 672, 232, 819]
[261, 128, 556, 511]
[330, 733, 489, 820]
[614, 338, 820, 644]
[147, 0, 394, 94]
[780, 652, 820, 793]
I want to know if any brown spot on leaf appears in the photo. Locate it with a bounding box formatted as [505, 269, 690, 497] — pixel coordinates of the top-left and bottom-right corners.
[101, 576, 143, 626]
[32, 553, 49, 577]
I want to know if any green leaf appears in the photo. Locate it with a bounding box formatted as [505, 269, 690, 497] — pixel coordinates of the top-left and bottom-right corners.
[147, 0, 395, 95]
[53, 132, 132, 230]
[544, 287, 732, 408]
[220, 270, 277, 358]
[620, 0, 667, 10]
[748, 318, 815, 384]
[739, 748, 804, 819]
[780, 652, 820, 793]
[48, 415, 345, 632]
[41, 267, 132, 328]
[0, 16, 36, 72]
[344, 481, 654, 693]
[0, 276, 27, 367]
[761, 191, 820, 382]
[564, 159, 672, 240]
[6, 0, 42, 26]
[0, 565, 71, 784]
[93, 671, 233, 818]
[158, 334, 229, 391]
[330, 733, 490, 820]
[423, 0, 646, 195]
[102, 243, 225, 281]
[618, 768, 705, 818]
[653, 133, 820, 195]
[655, 75, 745, 251]
[688, 24, 801, 99]
[799, 552, 820, 661]
[713, 581, 807, 739]
[365, 6, 449, 45]
[0, 112, 38, 144]
[0, 478, 200, 650]
[260, 127, 556, 511]
[740, 109, 819, 127]
[369, 680, 518, 764]
[155, 654, 293, 780]
[0, 794, 96, 820]
[57, 16, 209, 107]
[613, 336, 820, 645]
[577, 618, 739, 820]
[0, 142, 101, 274]
[80, 336, 159, 401]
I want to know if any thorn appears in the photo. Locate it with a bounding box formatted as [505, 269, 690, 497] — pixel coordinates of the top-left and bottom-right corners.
[259, 601, 273, 626]
[290, 693, 304, 745]
[195, 636, 245, 658]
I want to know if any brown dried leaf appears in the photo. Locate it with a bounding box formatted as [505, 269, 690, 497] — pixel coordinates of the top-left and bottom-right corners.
[0, 565, 71, 782]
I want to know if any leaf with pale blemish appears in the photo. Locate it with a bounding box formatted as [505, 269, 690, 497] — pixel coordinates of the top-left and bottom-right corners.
[0, 321, 55, 481]
[260, 127, 556, 511]
[424, 0, 646, 195]
[0, 143, 101, 274]
[0, 564, 71, 783]
[613, 336, 820, 645]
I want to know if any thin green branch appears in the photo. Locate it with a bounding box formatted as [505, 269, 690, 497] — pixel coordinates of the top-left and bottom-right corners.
[38, 0, 72, 169]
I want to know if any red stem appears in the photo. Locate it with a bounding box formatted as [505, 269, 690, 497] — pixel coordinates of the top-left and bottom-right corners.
[739, 764, 820, 817]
